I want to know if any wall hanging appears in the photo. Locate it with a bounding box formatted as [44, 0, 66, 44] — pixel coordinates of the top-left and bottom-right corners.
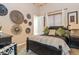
[11, 25, 22, 35]
[24, 19, 27, 24]
[0, 4, 8, 16]
[26, 13, 31, 19]
[10, 10, 24, 24]
[28, 21, 32, 26]
[67, 11, 78, 25]
[25, 28, 31, 34]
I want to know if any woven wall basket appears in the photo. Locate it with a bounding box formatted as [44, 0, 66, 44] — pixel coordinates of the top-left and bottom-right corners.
[0, 4, 8, 16]
[10, 10, 24, 24]
[11, 25, 22, 35]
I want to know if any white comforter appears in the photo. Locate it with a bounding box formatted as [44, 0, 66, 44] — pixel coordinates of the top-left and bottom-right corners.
[29, 35, 70, 55]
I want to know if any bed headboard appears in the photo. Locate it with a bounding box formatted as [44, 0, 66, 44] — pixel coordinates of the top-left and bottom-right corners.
[48, 26, 68, 30]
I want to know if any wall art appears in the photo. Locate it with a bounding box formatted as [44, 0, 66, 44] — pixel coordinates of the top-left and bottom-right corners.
[11, 25, 22, 35]
[28, 21, 32, 26]
[26, 13, 31, 19]
[0, 4, 8, 16]
[24, 19, 27, 24]
[67, 11, 78, 25]
[25, 28, 31, 34]
[10, 10, 24, 24]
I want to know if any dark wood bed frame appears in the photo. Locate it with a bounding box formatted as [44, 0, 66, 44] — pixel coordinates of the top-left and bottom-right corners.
[27, 37, 62, 55]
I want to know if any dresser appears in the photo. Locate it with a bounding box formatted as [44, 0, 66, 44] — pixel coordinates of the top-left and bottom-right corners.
[0, 43, 17, 55]
[70, 35, 79, 48]
[0, 32, 12, 48]
[0, 32, 17, 55]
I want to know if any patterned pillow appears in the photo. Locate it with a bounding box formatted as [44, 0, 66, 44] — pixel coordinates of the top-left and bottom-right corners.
[64, 30, 70, 38]
[49, 29, 56, 35]
[55, 28, 65, 36]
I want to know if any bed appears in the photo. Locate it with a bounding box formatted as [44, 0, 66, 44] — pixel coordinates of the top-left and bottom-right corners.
[27, 26, 71, 55]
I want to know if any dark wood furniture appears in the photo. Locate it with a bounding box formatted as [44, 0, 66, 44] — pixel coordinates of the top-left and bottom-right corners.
[0, 43, 17, 55]
[0, 32, 12, 48]
[48, 26, 68, 30]
[27, 37, 62, 55]
[70, 35, 79, 49]
[0, 32, 17, 55]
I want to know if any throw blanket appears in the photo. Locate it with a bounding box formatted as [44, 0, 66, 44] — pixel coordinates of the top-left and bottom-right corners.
[29, 35, 70, 55]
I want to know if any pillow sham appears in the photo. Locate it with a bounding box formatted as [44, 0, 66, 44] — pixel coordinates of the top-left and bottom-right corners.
[55, 27, 70, 38]
[49, 29, 56, 35]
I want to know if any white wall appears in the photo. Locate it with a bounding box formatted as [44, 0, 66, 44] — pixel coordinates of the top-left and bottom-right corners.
[40, 3, 79, 15]
[0, 3, 38, 44]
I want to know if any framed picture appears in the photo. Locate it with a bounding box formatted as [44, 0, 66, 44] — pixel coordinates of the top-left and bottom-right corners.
[67, 11, 78, 25]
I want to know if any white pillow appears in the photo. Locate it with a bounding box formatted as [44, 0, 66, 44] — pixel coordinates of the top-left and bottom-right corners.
[49, 29, 56, 35]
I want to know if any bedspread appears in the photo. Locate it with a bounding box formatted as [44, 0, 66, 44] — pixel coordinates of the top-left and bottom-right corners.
[29, 35, 70, 55]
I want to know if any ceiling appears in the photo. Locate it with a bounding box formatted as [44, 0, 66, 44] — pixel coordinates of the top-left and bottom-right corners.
[33, 3, 47, 7]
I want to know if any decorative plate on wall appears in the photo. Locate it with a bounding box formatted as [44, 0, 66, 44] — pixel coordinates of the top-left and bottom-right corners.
[28, 21, 32, 26]
[11, 25, 22, 35]
[25, 28, 31, 34]
[0, 4, 8, 16]
[24, 19, 27, 24]
[26, 14, 31, 19]
[10, 10, 24, 24]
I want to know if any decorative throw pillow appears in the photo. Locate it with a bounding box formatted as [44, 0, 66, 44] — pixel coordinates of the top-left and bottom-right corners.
[49, 29, 56, 35]
[55, 28, 65, 36]
[43, 26, 49, 35]
[64, 30, 70, 38]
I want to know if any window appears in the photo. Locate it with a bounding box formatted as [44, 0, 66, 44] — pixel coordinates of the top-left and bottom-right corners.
[34, 16, 44, 35]
[47, 13, 62, 27]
